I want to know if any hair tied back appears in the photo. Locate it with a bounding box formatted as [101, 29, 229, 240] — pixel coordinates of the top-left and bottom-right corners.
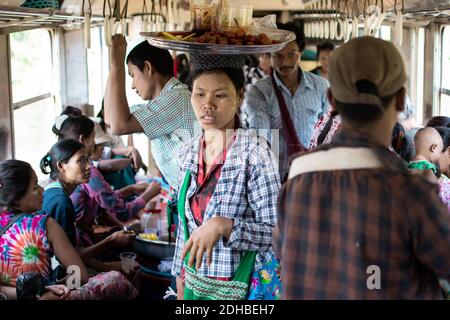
[54, 115, 69, 131]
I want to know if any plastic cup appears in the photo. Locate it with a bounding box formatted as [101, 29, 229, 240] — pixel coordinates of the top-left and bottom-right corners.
[120, 252, 137, 274]
[219, 4, 253, 31]
[144, 227, 158, 235]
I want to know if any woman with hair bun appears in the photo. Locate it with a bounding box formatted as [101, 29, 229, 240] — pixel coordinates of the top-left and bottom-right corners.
[52, 107, 161, 251]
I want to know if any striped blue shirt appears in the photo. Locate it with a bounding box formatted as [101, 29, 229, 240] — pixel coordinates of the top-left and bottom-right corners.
[243, 69, 330, 179]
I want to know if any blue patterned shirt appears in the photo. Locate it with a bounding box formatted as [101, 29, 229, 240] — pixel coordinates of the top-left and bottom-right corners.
[243, 69, 330, 179]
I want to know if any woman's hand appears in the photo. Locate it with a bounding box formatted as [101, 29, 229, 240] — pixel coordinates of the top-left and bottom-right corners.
[107, 230, 135, 247]
[38, 285, 70, 300]
[133, 182, 149, 194]
[126, 147, 143, 170]
[181, 217, 233, 270]
[141, 182, 161, 202]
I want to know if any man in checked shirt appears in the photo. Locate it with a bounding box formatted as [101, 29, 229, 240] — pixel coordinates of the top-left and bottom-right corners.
[104, 34, 200, 190]
[273, 37, 450, 299]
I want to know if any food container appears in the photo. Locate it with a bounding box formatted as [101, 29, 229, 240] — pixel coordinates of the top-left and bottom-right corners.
[141, 28, 296, 54]
[132, 237, 175, 260]
[219, 4, 253, 31]
[125, 222, 175, 260]
[190, 0, 221, 31]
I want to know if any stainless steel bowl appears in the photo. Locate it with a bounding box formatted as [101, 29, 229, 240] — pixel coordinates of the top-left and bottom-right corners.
[132, 237, 175, 260]
[125, 223, 175, 260]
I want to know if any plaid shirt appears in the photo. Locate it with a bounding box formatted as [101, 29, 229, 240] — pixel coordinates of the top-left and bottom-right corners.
[243, 69, 330, 179]
[172, 129, 280, 278]
[190, 135, 235, 226]
[132, 77, 201, 189]
[274, 129, 450, 299]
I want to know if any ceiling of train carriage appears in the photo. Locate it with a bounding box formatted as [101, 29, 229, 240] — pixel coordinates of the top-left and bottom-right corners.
[59, 0, 450, 16]
[301, 0, 450, 11]
[0, 0, 448, 15]
[56, 0, 450, 16]
[58, 0, 305, 16]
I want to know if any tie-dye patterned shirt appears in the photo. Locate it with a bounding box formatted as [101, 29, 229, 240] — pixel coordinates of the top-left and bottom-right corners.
[0, 210, 53, 286]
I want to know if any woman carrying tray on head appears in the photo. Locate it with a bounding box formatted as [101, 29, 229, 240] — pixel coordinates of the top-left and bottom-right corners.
[171, 53, 281, 300]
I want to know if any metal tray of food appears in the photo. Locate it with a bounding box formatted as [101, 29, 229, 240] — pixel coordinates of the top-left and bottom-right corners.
[132, 237, 175, 260]
[125, 222, 176, 259]
[140, 28, 296, 54]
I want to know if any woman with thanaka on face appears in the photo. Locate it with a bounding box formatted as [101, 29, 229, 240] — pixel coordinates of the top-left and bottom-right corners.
[41, 139, 140, 274]
[172, 54, 280, 300]
[51, 107, 160, 262]
[0, 159, 138, 300]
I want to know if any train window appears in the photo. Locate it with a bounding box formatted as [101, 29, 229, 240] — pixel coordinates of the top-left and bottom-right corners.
[415, 27, 425, 124]
[379, 25, 391, 41]
[10, 29, 53, 103]
[10, 29, 58, 179]
[87, 27, 108, 115]
[440, 26, 450, 116]
[13, 98, 60, 178]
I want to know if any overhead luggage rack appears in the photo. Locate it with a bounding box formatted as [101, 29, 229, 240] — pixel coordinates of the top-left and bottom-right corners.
[0, 5, 105, 31]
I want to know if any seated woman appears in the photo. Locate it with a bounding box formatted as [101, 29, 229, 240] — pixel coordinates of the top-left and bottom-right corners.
[172, 54, 281, 300]
[91, 120, 139, 177]
[90, 122, 150, 202]
[41, 139, 138, 273]
[0, 159, 138, 300]
[51, 106, 160, 248]
[96, 106, 146, 190]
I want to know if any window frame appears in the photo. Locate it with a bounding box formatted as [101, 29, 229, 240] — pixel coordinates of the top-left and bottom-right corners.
[9, 28, 56, 112]
[439, 25, 450, 116]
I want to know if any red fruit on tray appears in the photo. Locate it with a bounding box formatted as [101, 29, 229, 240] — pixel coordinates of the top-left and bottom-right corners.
[229, 38, 243, 45]
[225, 31, 236, 39]
[235, 29, 246, 38]
[244, 34, 256, 42]
[258, 33, 270, 40]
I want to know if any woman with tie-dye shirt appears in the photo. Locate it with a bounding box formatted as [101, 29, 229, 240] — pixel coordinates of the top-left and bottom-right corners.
[0, 159, 137, 300]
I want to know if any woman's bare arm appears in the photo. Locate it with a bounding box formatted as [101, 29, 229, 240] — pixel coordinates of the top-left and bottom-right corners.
[46, 217, 89, 285]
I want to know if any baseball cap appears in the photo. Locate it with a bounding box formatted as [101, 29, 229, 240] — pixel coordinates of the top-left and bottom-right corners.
[328, 36, 407, 109]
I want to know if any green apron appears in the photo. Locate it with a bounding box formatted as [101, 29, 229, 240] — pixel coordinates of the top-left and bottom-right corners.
[178, 170, 256, 300]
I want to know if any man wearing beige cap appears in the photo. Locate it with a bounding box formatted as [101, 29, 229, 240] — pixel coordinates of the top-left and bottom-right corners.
[273, 37, 450, 299]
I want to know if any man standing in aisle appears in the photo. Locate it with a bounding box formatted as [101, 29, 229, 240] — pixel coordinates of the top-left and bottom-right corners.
[243, 22, 330, 181]
[104, 34, 199, 189]
[274, 36, 450, 299]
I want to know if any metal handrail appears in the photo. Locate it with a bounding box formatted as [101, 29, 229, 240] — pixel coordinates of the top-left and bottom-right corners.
[0, 5, 105, 29]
